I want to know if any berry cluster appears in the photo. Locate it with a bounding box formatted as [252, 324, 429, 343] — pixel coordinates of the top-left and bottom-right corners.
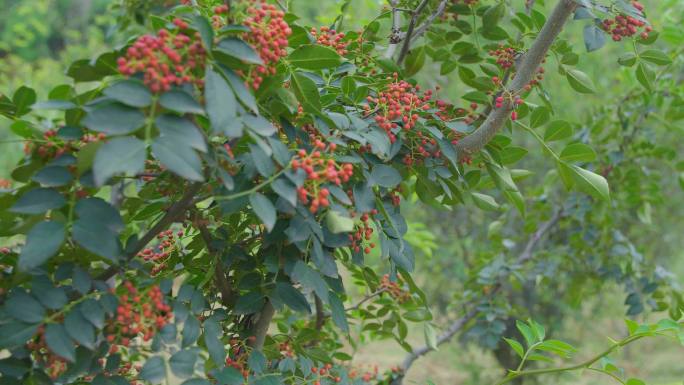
[349, 364, 380, 383]
[211, 4, 230, 29]
[364, 73, 433, 143]
[117, 18, 206, 93]
[310, 26, 348, 55]
[105, 282, 172, 352]
[379, 274, 410, 303]
[489, 44, 519, 69]
[600, 3, 651, 41]
[292, 140, 354, 213]
[223, 336, 257, 378]
[0, 178, 11, 189]
[349, 211, 377, 255]
[240, 1, 292, 90]
[494, 94, 524, 121]
[310, 363, 342, 384]
[24, 130, 107, 162]
[137, 229, 183, 275]
[402, 131, 443, 166]
[26, 326, 68, 379]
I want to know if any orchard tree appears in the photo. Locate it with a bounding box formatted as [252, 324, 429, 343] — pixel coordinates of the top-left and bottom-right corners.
[0, 1, 682, 385]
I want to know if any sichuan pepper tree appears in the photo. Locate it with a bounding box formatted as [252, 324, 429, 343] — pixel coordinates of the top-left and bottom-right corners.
[0, 1, 682, 385]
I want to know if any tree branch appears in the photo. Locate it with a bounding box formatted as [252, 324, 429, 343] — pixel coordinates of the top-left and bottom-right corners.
[314, 295, 325, 331]
[96, 182, 204, 282]
[407, 0, 449, 44]
[248, 300, 276, 351]
[396, 0, 429, 64]
[454, 0, 577, 159]
[385, 0, 402, 59]
[392, 209, 565, 383]
[345, 288, 387, 312]
[196, 220, 235, 307]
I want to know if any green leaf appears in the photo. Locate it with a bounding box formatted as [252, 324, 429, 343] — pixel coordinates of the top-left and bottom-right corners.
[329, 292, 349, 333]
[216, 38, 263, 65]
[618, 52, 638, 67]
[82, 102, 146, 135]
[159, 89, 204, 114]
[370, 165, 402, 188]
[45, 323, 75, 362]
[18, 221, 65, 271]
[472, 192, 500, 211]
[152, 136, 204, 181]
[501, 147, 528, 165]
[215, 367, 244, 385]
[204, 316, 226, 366]
[235, 292, 265, 314]
[32, 276, 67, 310]
[243, 115, 277, 136]
[404, 46, 426, 77]
[566, 69, 596, 94]
[170, 349, 198, 379]
[10, 188, 66, 214]
[570, 165, 610, 201]
[139, 356, 167, 384]
[291, 261, 328, 303]
[205, 67, 237, 134]
[248, 351, 267, 373]
[0, 322, 39, 349]
[77, 141, 103, 175]
[6, 290, 45, 323]
[626, 379, 646, 385]
[32, 166, 73, 187]
[181, 379, 211, 385]
[504, 338, 524, 358]
[640, 49, 672, 65]
[219, 65, 258, 113]
[274, 282, 310, 313]
[560, 143, 597, 163]
[191, 14, 214, 51]
[290, 72, 321, 112]
[94, 137, 146, 186]
[530, 107, 550, 128]
[64, 309, 95, 350]
[80, 299, 105, 329]
[424, 323, 438, 351]
[72, 198, 123, 260]
[583, 24, 606, 52]
[182, 316, 200, 348]
[103, 80, 152, 108]
[516, 320, 536, 347]
[544, 120, 572, 141]
[326, 211, 355, 234]
[13, 86, 36, 116]
[635, 62, 655, 91]
[288, 45, 342, 70]
[156, 114, 207, 152]
[249, 192, 276, 232]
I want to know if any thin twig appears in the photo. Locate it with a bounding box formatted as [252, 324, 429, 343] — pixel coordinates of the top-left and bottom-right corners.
[397, 0, 430, 64]
[345, 288, 387, 312]
[196, 220, 234, 307]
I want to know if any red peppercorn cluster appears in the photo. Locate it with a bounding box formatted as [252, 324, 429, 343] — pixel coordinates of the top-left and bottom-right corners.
[379, 274, 410, 303]
[349, 211, 377, 255]
[292, 140, 354, 213]
[402, 131, 445, 166]
[240, 1, 292, 90]
[493, 94, 524, 121]
[0, 178, 11, 189]
[117, 18, 206, 93]
[0, 246, 11, 254]
[600, 3, 652, 41]
[364, 73, 433, 143]
[137, 229, 183, 275]
[223, 336, 256, 378]
[26, 325, 68, 379]
[310, 363, 342, 384]
[310, 26, 349, 55]
[211, 4, 230, 29]
[105, 282, 172, 352]
[24, 130, 107, 161]
[489, 44, 519, 69]
[349, 364, 380, 383]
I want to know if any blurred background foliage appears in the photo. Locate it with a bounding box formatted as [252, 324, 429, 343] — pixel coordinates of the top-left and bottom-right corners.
[1, 0, 683, 384]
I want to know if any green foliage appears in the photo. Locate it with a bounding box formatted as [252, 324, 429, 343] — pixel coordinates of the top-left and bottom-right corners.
[0, 1, 683, 385]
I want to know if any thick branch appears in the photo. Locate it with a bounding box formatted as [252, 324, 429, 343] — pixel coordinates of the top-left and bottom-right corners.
[196, 221, 235, 307]
[248, 300, 276, 351]
[407, 0, 449, 44]
[393, 209, 564, 383]
[97, 182, 204, 282]
[396, 0, 429, 64]
[454, 0, 577, 159]
[385, 0, 402, 58]
[314, 295, 325, 331]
